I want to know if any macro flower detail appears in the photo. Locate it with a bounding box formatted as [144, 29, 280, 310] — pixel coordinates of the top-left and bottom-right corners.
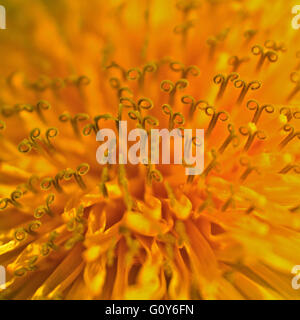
[0, 0, 299, 300]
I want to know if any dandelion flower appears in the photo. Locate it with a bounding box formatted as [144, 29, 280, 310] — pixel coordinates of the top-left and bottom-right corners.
[0, 0, 300, 300]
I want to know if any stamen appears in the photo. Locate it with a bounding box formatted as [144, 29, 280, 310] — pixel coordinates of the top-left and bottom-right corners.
[206, 28, 229, 59]
[202, 149, 220, 177]
[109, 77, 121, 90]
[99, 167, 109, 198]
[246, 99, 274, 124]
[15, 100, 51, 123]
[27, 220, 42, 234]
[66, 205, 85, 239]
[279, 124, 300, 149]
[27, 175, 40, 193]
[28, 255, 39, 271]
[143, 115, 159, 131]
[8, 101, 50, 123]
[17, 175, 40, 195]
[18, 127, 59, 153]
[213, 73, 239, 100]
[280, 107, 300, 123]
[251, 44, 278, 72]
[234, 78, 261, 105]
[65, 221, 85, 249]
[41, 231, 59, 256]
[40, 170, 66, 193]
[118, 87, 132, 98]
[290, 204, 300, 213]
[14, 103, 33, 114]
[197, 190, 214, 213]
[239, 123, 267, 152]
[147, 165, 163, 185]
[34, 194, 55, 218]
[0, 190, 23, 210]
[228, 56, 250, 72]
[76, 205, 84, 221]
[280, 107, 292, 122]
[185, 135, 202, 183]
[160, 79, 189, 105]
[51, 77, 65, 91]
[176, 0, 200, 14]
[28, 75, 51, 92]
[169, 61, 200, 79]
[203, 105, 229, 137]
[244, 29, 257, 43]
[70, 209, 85, 237]
[279, 164, 300, 174]
[136, 97, 154, 113]
[239, 157, 260, 182]
[18, 128, 41, 153]
[221, 185, 235, 212]
[106, 61, 128, 81]
[181, 95, 208, 119]
[119, 97, 137, 111]
[36, 100, 51, 123]
[14, 255, 39, 277]
[14, 220, 42, 241]
[128, 109, 159, 131]
[45, 127, 59, 150]
[83, 114, 116, 136]
[162, 104, 185, 130]
[59, 112, 89, 137]
[0, 104, 15, 117]
[287, 72, 300, 101]
[101, 43, 114, 69]
[64, 163, 90, 190]
[127, 62, 157, 88]
[218, 124, 240, 154]
[245, 205, 255, 214]
[206, 37, 218, 59]
[109, 77, 133, 99]
[174, 20, 195, 46]
[264, 40, 286, 52]
[118, 97, 152, 123]
[65, 75, 91, 88]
